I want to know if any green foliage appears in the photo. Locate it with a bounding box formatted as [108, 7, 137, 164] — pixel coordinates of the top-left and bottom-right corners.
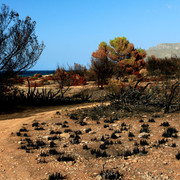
[109, 37, 129, 51]
[108, 37, 146, 57]
[99, 41, 108, 48]
[92, 36, 147, 81]
[137, 48, 145, 53]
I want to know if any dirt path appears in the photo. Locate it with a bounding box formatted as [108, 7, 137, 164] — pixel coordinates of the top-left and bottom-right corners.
[0, 101, 110, 121]
[0, 102, 109, 179]
[0, 115, 34, 179]
[0, 102, 179, 180]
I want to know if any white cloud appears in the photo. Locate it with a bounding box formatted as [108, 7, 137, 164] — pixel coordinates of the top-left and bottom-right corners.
[167, 5, 172, 9]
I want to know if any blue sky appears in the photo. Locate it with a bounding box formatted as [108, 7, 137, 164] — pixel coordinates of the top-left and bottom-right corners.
[1, 0, 180, 70]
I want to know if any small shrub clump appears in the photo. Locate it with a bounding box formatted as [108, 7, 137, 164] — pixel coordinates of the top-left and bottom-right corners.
[16, 132, 21, 136]
[50, 141, 56, 148]
[160, 122, 170, 127]
[176, 152, 180, 160]
[48, 136, 59, 141]
[34, 127, 44, 131]
[140, 124, 150, 133]
[141, 147, 148, 154]
[83, 145, 89, 150]
[148, 118, 155, 123]
[104, 124, 109, 128]
[48, 149, 60, 155]
[91, 149, 108, 158]
[158, 138, 168, 145]
[70, 135, 81, 144]
[100, 169, 123, 180]
[162, 127, 178, 138]
[19, 127, 28, 132]
[142, 134, 149, 139]
[140, 140, 149, 146]
[57, 155, 75, 162]
[111, 132, 119, 139]
[32, 122, 39, 127]
[99, 143, 107, 150]
[128, 132, 135, 137]
[139, 119, 144, 123]
[133, 147, 140, 154]
[104, 140, 113, 145]
[124, 150, 132, 157]
[69, 113, 79, 120]
[48, 172, 66, 180]
[172, 143, 177, 147]
[40, 151, 49, 157]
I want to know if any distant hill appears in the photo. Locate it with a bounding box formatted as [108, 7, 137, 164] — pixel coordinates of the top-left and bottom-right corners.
[146, 43, 180, 58]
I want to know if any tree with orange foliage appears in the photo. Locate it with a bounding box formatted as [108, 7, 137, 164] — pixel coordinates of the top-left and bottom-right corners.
[108, 37, 146, 78]
[91, 37, 146, 87]
[91, 42, 114, 88]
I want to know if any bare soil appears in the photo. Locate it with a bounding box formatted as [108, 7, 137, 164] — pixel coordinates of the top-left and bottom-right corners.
[0, 102, 179, 180]
[0, 79, 180, 180]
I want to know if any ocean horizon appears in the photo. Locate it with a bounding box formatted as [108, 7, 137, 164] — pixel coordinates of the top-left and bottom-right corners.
[19, 70, 55, 77]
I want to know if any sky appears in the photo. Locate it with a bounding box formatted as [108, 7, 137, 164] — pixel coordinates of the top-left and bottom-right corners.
[1, 0, 180, 70]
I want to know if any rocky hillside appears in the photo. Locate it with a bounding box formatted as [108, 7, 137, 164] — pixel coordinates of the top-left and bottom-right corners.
[146, 43, 180, 58]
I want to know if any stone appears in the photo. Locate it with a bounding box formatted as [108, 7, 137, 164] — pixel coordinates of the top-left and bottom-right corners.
[89, 131, 96, 134]
[60, 133, 70, 138]
[43, 135, 50, 139]
[114, 133, 121, 138]
[18, 141, 24, 144]
[83, 117, 89, 121]
[163, 161, 168, 165]
[96, 175, 102, 180]
[138, 132, 150, 138]
[132, 159, 138, 163]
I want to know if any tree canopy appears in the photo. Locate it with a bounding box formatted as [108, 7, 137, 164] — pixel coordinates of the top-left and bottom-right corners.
[92, 37, 146, 81]
[0, 4, 45, 89]
[91, 42, 114, 88]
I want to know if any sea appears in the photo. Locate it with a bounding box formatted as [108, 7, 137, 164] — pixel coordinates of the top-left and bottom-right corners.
[19, 70, 55, 77]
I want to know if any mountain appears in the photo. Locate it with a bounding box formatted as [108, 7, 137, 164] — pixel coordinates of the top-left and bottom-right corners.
[146, 43, 180, 58]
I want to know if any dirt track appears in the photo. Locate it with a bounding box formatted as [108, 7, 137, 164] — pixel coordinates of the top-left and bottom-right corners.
[0, 103, 179, 180]
[0, 103, 106, 180]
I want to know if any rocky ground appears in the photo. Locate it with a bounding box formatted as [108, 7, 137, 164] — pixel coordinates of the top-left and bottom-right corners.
[0, 103, 179, 180]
